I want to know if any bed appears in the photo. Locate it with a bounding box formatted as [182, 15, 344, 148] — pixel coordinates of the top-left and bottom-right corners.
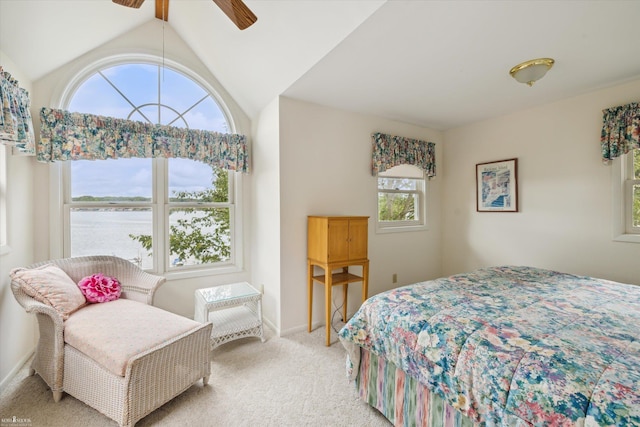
[338, 266, 640, 426]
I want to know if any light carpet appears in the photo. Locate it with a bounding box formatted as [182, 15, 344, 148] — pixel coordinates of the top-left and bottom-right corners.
[0, 326, 391, 427]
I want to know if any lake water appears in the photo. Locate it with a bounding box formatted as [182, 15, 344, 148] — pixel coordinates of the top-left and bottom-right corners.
[70, 210, 154, 269]
[70, 209, 228, 269]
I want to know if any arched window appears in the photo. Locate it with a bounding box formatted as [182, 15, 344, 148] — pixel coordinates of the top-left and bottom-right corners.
[61, 60, 242, 274]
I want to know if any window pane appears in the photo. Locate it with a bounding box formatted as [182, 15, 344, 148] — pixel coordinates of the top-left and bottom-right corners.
[103, 64, 158, 110]
[70, 208, 153, 269]
[68, 73, 133, 118]
[634, 149, 640, 179]
[160, 68, 207, 114]
[183, 97, 229, 132]
[71, 158, 152, 200]
[161, 106, 186, 128]
[378, 192, 417, 221]
[169, 208, 231, 267]
[633, 183, 640, 228]
[169, 159, 228, 202]
[378, 177, 419, 191]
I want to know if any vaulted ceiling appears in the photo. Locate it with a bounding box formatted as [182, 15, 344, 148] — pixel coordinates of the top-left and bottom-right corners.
[2, 0, 640, 131]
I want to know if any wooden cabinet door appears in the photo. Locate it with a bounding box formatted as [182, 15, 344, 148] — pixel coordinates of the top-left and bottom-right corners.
[348, 218, 368, 260]
[327, 218, 350, 262]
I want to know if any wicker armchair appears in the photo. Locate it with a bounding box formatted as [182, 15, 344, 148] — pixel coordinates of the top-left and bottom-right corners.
[10, 255, 212, 427]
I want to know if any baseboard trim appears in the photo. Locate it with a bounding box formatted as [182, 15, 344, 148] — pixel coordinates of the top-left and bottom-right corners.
[262, 316, 279, 337]
[263, 310, 356, 339]
[0, 348, 34, 393]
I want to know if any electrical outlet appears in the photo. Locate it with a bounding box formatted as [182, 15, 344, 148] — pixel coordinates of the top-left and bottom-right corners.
[392, 273, 397, 284]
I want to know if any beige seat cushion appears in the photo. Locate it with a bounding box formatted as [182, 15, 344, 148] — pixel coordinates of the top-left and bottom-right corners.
[64, 299, 203, 377]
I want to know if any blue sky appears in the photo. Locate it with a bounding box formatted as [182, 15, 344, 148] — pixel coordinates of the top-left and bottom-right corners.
[68, 63, 225, 198]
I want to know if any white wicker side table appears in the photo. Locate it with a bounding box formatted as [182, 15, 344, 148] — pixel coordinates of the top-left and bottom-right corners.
[194, 282, 264, 349]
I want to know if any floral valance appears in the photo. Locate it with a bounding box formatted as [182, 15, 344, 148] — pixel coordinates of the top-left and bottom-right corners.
[601, 102, 640, 163]
[38, 108, 249, 173]
[0, 67, 35, 154]
[371, 132, 436, 178]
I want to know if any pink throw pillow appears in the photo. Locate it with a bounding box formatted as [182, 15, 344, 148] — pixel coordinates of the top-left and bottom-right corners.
[78, 274, 121, 303]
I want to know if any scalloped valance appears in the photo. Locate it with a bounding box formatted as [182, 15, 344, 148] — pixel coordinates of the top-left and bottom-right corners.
[371, 132, 435, 178]
[38, 107, 249, 173]
[601, 102, 640, 163]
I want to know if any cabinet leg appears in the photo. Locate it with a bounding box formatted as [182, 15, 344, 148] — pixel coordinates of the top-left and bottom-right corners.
[362, 261, 369, 302]
[342, 283, 348, 322]
[325, 271, 332, 346]
[308, 263, 313, 333]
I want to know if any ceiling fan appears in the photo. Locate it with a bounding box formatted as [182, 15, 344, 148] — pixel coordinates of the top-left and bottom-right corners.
[113, 0, 257, 30]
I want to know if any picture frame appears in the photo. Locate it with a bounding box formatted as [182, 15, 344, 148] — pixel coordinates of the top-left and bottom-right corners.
[476, 158, 518, 212]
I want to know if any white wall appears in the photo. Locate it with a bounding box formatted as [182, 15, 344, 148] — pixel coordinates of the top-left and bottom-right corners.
[251, 98, 282, 331]
[28, 21, 253, 319]
[0, 52, 37, 389]
[277, 97, 443, 335]
[442, 79, 640, 285]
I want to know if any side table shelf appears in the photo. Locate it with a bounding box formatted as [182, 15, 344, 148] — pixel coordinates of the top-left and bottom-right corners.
[208, 305, 263, 348]
[312, 271, 364, 286]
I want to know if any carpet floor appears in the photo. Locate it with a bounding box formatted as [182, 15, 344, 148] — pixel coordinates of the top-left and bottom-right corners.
[0, 326, 391, 427]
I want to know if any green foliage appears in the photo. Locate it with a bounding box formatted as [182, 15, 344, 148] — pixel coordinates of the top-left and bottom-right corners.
[378, 177, 417, 221]
[129, 168, 231, 265]
[378, 193, 415, 221]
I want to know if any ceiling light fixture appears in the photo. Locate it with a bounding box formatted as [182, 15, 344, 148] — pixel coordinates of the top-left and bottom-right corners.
[509, 58, 555, 86]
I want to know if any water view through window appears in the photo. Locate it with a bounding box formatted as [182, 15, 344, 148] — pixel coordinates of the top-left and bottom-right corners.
[66, 63, 232, 270]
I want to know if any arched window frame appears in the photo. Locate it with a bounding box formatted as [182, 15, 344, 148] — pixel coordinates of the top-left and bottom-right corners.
[49, 54, 245, 278]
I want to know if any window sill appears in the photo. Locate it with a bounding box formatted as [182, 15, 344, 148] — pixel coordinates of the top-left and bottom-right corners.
[376, 224, 428, 234]
[613, 233, 640, 244]
[161, 263, 242, 281]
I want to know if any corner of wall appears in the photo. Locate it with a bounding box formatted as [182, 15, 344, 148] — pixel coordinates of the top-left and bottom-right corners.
[0, 50, 37, 391]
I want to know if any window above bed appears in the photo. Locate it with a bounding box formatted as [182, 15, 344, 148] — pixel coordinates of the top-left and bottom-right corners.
[626, 149, 640, 233]
[601, 102, 640, 243]
[371, 132, 434, 234]
[612, 148, 640, 242]
[376, 164, 427, 233]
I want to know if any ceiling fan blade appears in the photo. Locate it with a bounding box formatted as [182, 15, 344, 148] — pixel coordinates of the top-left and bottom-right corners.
[155, 0, 169, 21]
[112, 0, 145, 8]
[212, 0, 257, 30]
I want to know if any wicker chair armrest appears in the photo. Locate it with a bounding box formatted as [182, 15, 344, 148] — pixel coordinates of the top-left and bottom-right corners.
[119, 267, 166, 305]
[10, 281, 65, 326]
[24, 299, 65, 322]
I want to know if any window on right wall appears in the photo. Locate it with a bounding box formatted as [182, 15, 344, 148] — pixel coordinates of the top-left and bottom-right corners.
[626, 149, 640, 234]
[376, 164, 427, 233]
[613, 148, 640, 242]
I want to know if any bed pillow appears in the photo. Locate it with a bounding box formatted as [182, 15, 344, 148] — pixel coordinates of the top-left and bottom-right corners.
[10, 264, 87, 320]
[78, 273, 121, 303]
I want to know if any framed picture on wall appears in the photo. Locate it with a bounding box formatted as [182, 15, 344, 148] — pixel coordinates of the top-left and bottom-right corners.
[476, 158, 518, 212]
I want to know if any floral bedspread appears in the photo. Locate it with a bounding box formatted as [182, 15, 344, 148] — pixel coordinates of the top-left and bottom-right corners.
[338, 266, 640, 426]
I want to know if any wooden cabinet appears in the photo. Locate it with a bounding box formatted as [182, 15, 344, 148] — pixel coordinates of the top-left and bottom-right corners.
[307, 216, 369, 346]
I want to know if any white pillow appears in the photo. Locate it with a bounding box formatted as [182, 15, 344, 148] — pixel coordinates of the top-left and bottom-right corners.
[11, 264, 87, 320]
